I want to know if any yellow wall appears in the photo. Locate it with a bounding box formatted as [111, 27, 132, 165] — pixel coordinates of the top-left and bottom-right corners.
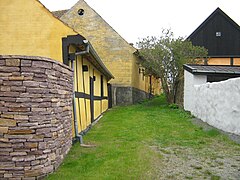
[0, 0, 76, 62]
[59, 1, 162, 95]
[60, 1, 143, 87]
[131, 55, 162, 94]
[73, 55, 110, 135]
[151, 77, 162, 95]
[102, 100, 108, 112]
[0, 0, 112, 137]
[206, 57, 240, 66]
[208, 58, 231, 65]
[131, 55, 146, 91]
[234, 58, 240, 65]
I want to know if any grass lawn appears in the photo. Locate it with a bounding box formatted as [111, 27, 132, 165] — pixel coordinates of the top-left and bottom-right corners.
[46, 95, 240, 179]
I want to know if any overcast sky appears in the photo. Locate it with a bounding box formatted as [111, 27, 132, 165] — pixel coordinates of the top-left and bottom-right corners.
[39, 0, 240, 44]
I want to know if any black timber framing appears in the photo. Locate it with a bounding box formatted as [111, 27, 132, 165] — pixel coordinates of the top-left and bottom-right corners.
[75, 91, 107, 100]
[90, 77, 94, 123]
[61, 34, 114, 138]
[100, 75, 104, 98]
[188, 8, 240, 57]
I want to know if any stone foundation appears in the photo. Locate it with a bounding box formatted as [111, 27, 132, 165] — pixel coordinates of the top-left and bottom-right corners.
[0, 55, 73, 179]
[112, 86, 151, 106]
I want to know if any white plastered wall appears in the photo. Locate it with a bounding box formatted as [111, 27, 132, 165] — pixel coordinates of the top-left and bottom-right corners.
[192, 78, 240, 135]
[184, 70, 207, 112]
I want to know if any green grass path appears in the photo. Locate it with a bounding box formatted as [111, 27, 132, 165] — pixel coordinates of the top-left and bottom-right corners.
[46, 96, 239, 179]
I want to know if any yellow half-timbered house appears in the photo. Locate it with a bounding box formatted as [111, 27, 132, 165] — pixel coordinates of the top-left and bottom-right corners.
[53, 0, 161, 105]
[0, 0, 113, 139]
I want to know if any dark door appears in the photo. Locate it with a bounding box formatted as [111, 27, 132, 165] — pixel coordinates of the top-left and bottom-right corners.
[107, 83, 112, 108]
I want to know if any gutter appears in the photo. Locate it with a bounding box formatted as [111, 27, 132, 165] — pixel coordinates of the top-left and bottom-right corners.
[70, 57, 83, 144]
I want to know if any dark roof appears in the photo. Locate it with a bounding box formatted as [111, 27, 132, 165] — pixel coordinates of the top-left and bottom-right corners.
[184, 64, 240, 75]
[188, 8, 240, 39]
[52, 9, 69, 18]
[188, 8, 240, 57]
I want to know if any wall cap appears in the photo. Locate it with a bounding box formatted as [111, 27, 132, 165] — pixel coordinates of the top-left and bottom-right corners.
[0, 55, 72, 71]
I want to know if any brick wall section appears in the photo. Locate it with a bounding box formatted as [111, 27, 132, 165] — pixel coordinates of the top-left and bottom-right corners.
[0, 55, 73, 179]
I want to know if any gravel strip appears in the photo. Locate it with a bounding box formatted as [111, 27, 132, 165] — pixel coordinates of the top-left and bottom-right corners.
[147, 118, 240, 179]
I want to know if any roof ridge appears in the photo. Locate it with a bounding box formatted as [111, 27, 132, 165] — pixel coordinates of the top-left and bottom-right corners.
[188, 7, 240, 40]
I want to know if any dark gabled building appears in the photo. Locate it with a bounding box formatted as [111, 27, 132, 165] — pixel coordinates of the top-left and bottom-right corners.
[188, 8, 240, 65]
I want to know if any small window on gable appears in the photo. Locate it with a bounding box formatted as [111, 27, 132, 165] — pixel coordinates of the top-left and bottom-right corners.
[78, 9, 84, 16]
[216, 32, 221, 37]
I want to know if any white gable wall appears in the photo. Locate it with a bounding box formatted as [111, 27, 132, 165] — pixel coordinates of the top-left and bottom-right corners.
[184, 70, 207, 112]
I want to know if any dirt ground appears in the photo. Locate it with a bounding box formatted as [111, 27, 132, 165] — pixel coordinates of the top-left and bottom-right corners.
[149, 118, 240, 180]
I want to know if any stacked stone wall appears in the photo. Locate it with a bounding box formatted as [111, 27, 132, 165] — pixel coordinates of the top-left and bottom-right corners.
[0, 55, 73, 179]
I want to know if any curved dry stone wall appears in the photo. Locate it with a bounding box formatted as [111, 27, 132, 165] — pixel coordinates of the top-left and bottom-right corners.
[0, 55, 73, 179]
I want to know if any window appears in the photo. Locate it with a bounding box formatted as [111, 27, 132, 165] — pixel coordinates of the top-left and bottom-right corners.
[78, 9, 84, 16]
[216, 32, 221, 37]
[82, 65, 88, 72]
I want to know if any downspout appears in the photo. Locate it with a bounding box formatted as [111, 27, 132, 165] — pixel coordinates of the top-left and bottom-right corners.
[71, 40, 90, 140]
[71, 58, 83, 144]
[63, 37, 90, 145]
[62, 39, 82, 143]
